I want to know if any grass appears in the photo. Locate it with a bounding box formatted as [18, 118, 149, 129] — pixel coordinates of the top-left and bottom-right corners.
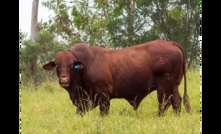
[20, 69, 201, 134]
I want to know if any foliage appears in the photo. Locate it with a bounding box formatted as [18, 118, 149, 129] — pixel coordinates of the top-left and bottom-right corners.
[150, 0, 199, 68]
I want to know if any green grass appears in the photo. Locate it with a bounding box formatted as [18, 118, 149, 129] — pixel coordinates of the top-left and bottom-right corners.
[20, 69, 201, 134]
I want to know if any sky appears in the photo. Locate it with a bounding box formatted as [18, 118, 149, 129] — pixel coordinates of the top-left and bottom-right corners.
[19, 0, 54, 38]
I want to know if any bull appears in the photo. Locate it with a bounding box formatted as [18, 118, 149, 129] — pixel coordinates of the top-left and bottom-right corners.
[43, 39, 192, 116]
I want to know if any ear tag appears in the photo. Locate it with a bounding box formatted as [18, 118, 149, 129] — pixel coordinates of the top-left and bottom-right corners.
[74, 64, 80, 69]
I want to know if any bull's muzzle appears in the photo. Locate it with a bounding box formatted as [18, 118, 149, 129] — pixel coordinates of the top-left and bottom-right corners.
[59, 77, 69, 87]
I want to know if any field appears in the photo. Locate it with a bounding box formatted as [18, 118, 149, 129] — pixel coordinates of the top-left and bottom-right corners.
[20, 69, 201, 134]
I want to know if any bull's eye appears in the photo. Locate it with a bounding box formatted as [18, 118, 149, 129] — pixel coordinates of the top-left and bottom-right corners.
[73, 64, 80, 69]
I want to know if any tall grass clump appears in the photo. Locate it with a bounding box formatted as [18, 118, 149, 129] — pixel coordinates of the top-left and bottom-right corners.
[21, 68, 201, 134]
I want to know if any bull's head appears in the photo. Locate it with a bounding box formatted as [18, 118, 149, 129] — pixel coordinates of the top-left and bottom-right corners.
[42, 51, 84, 88]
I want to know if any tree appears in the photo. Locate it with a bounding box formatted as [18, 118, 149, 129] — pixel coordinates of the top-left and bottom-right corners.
[104, 0, 155, 48]
[150, 0, 199, 67]
[42, 0, 109, 46]
[21, 0, 70, 86]
[28, 0, 39, 86]
[21, 30, 66, 86]
[30, 0, 39, 42]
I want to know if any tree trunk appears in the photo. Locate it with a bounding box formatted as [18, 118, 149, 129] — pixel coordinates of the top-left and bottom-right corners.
[30, 0, 39, 88]
[30, 0, 39, 42]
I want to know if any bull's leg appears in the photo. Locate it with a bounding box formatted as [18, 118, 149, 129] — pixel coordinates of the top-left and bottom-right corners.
[76, 105, 85, 116]
[75, 101, 87, 116]
[157, 88, 172, 116]
[70, 90, 91, 116]
[171, 85, 182, 114]
[98, 95, 110, 116]
[99, 99, 110, 116]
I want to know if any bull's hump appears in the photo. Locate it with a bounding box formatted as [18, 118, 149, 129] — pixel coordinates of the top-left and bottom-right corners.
[70, 43, 89, 51]
[70, 44, 94, 63]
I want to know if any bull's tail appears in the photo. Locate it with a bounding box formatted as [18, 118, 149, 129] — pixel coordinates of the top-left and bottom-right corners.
[183, 63, 192, 113]
[171, 41, 192, 113]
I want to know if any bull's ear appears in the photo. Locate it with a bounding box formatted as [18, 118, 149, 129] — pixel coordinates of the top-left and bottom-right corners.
[73, 60, 84, 69]
[43, 60, 56, 70]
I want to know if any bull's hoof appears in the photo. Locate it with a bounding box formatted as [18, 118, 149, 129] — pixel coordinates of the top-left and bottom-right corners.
[76, 110, 86, 117]
[100, 111, 109, 117]
[173, 109, 181, 116]
[158, 111, 165, 117]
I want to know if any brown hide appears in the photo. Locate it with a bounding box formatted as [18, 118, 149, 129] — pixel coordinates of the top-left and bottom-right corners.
[43, 39, 191, 116]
